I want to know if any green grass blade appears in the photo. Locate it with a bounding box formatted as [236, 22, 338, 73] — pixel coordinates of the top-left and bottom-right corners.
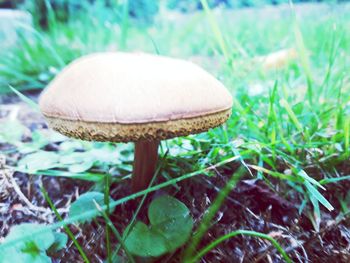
[280, 98, 310, 141]
[183, 166, 245, 261]
[304, 181, 334, 211]
[190, 230, 292, 263]
[320, 175, 350, 185]
[8, 85, 40, 112]
[14, 169, 105, 182]
[289, 1, 313, 104]
[104, 174, 111, 263]
[120, 0, 129, 50]
[14, 22, 65, 68]
[344, 116, 350, 157]
[41, 187, 90, 263]
[248, 165, 300, 182]
[296, 169, 324, 190]
[199, 0, 231, 64]
[93, 201, 136, 263]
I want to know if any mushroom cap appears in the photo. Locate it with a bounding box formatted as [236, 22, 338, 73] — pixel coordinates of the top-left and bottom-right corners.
[39, 52, 232, 142]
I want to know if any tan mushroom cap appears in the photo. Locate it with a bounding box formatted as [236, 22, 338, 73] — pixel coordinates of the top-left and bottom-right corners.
[39, 52, 233, 142]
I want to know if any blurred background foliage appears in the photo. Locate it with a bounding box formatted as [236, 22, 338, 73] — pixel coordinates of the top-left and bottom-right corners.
[0, 0, 349, 93]
[0, 0, 347, 28]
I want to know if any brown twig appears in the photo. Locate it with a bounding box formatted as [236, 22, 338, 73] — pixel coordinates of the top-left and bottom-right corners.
[0, 155, 68, 215]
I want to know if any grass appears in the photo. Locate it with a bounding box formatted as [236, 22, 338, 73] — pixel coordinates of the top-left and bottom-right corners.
[183, 166, 246, 260]
[1, 1, 350, 261]
[190, 230, 292, 263]
[41, 186, 90, 262]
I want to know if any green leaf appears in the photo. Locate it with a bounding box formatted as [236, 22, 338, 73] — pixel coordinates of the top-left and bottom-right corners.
[0, 224, 55, 263]
[17, 151, 60, 173]
[59, 152, 95, 173]
[18, 130, 50, 154]
[68, 162, 95, 173]
[125, 222, 168, 257]
[0, 247, 29, 263]
[59, 152, 92, 165]
[69, 192, 115, 223]
[304, 181, 334, 211]
[0, 249, 51, 263]
[90, 148, 120, 165]
[4, 224, 55, 250]
[59, 140, 85, 152]
[125, 195, 193, 257]
[25, 253, 51, 263]
[0, 120, 27, 144]
[148, 195, 193, 251]
[48, 232, 68, 252]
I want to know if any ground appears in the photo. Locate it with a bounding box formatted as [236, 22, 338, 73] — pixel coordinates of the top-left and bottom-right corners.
[1, 91, 350, 262]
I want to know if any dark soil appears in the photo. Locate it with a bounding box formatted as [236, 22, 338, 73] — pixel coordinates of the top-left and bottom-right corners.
[1, 92, 350, 263]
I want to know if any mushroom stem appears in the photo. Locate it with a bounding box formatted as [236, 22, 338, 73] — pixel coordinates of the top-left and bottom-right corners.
[132, 140, 160, 192]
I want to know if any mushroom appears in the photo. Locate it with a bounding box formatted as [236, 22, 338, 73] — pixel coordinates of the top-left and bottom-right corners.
[39, 52, 232, 192]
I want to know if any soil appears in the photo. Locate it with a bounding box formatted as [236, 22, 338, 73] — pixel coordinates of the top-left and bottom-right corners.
[1, 92, 350, 263]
